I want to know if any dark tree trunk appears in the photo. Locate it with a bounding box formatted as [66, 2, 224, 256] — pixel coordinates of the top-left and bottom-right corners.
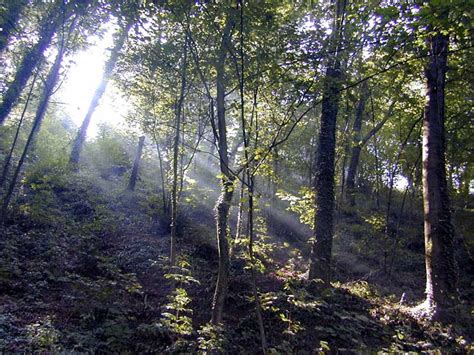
[211, 14, 235, 326]
[1, 40, 67, 221]
[69, 23, 131, 167]
[422, 31, 458, 319]
[309, 66, 341, 284]
[0, 0, 65, 125]
[127, 136, 145, 191]
[0, 0, 27, 54]
[309, 0, 346, 284]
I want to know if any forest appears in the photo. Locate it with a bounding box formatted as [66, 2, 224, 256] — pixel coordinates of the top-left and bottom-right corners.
[0, 0, 473, 352]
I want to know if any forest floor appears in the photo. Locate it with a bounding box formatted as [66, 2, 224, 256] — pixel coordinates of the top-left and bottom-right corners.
[0, 172, 472, 353]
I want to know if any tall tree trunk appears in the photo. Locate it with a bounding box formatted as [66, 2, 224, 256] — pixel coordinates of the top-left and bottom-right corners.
[309, 0, 346, 284]
[211, 14, 235, 326]
[345, 82, 368, 206]
[0, 0, 65, 125]
[422, 29, 458, 319]
[69, 22, 131, 167]
[0, 0, 27, 54]
[170, 36, 188, 267]
[127, 135, 145, 191]
[1, 39, 67, 222]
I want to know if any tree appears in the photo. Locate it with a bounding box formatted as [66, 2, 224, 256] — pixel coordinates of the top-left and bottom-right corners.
[309, 0, 347, 284]
[211, 9, 236, 326]
[421, 7, 458, 320]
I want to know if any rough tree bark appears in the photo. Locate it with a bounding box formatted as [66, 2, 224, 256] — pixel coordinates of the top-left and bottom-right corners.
[0, 0, 66, 125]
[69, 22, 132, 167]
[422, 28, 458, 319]
[309, 0, 347, 284]
[211, 13, 235, 326]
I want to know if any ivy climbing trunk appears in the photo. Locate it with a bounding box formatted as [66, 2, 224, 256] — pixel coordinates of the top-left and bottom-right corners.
[69, 22, 132, 167]
[309, 0, 346, 284]
[422, 28, 458, 319]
